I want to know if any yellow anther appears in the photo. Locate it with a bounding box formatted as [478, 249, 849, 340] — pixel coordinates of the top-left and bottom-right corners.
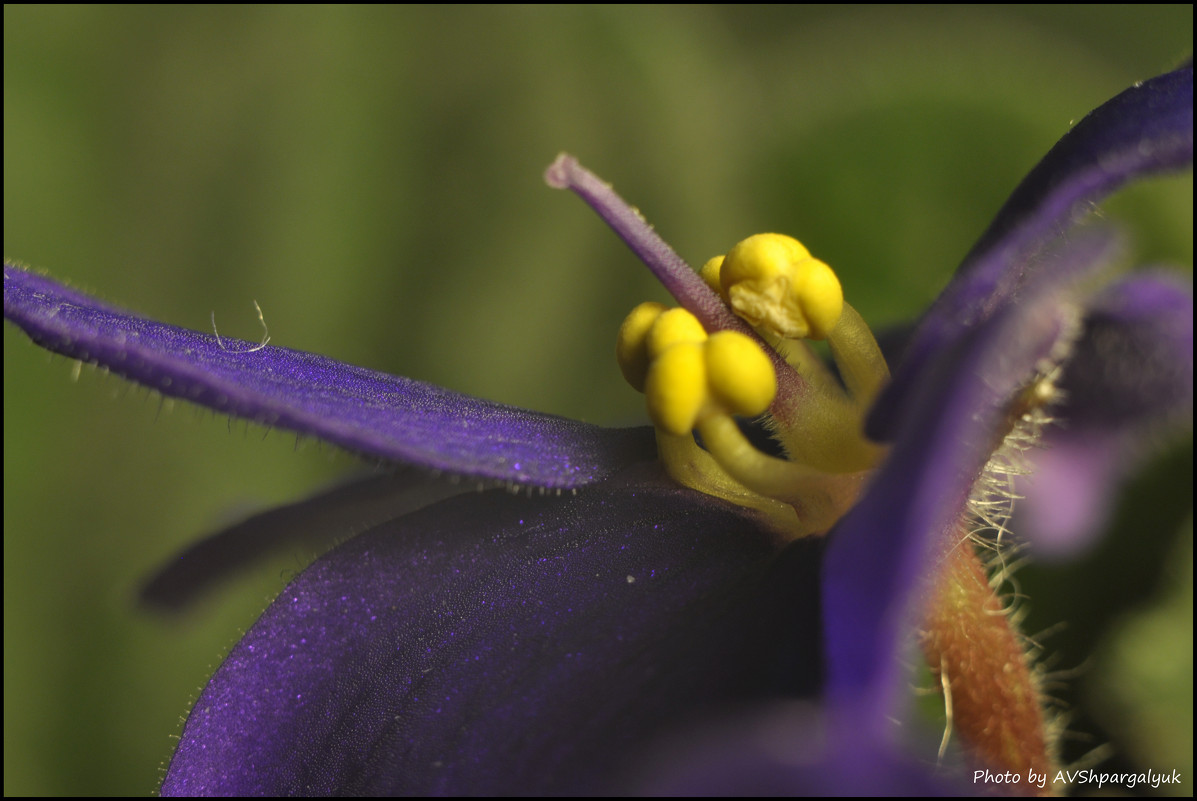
[720, 233, 844, 340]
[643, 323, 777, 437]
[616, 301, 667, 392]
[700, 255, 724, 294]
[645, 341, 707, 436]
[646, 307, 707, 358]
[704, 331, 776, 417]
[617, 305, 709, 398]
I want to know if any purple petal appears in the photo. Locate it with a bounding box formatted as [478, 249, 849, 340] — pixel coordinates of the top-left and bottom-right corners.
[1057, 272, 1193, 430]
[1017, 273, 1193, 556]
[140, 469, 470, 611]
[3, 265, 655, 487]
[161, 473, 823, 796]
[870, 64, 1193, 442]
[824, 289, 1076, 717]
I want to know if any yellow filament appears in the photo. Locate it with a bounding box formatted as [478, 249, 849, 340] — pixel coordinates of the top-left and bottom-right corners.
[827, 302, 890, 409]
[773, 336, 842, 395]
[696, 415, 868, 536]
[770, 389, 882, 474]
[655, 431, 798, 533]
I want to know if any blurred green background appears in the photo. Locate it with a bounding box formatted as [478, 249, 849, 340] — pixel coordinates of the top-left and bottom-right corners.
[4, 6, 1191, 795]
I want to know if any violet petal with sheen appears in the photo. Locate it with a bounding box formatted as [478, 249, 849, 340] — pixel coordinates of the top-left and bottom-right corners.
[3, 265, 655, 488]
[824, 291, 1076, 716]
[162, 474, 823, 796]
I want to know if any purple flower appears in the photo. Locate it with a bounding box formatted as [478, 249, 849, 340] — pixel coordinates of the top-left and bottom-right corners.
[4, 65, 1191, 795]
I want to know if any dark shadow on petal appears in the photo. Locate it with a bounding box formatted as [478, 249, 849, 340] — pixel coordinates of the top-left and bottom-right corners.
[140, 469, 472, 612]
[627, 701, 967, 796]
[1057, 272, 1193, 430]
[162, 471, 825, 796]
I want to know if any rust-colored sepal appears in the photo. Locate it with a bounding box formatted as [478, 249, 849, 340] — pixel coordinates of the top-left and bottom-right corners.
[921, 533, 1057, 796]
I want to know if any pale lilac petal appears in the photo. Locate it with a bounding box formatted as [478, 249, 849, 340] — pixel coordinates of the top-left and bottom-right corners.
[1016, 433, 1125, 557]
[1017, 273, 1193, 556]
[3, 265, 655, 488]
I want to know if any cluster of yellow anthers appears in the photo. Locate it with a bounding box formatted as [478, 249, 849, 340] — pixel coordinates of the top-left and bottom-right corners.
[617, 234, 890, 539]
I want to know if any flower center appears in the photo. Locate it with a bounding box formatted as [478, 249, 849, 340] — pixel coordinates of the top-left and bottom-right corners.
[617, 233, 889, 539]
[545, 154, 890, 539]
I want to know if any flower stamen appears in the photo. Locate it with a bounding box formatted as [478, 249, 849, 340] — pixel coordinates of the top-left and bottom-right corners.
[616, 234, 887, 538]
[552, 155, 891, 537]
